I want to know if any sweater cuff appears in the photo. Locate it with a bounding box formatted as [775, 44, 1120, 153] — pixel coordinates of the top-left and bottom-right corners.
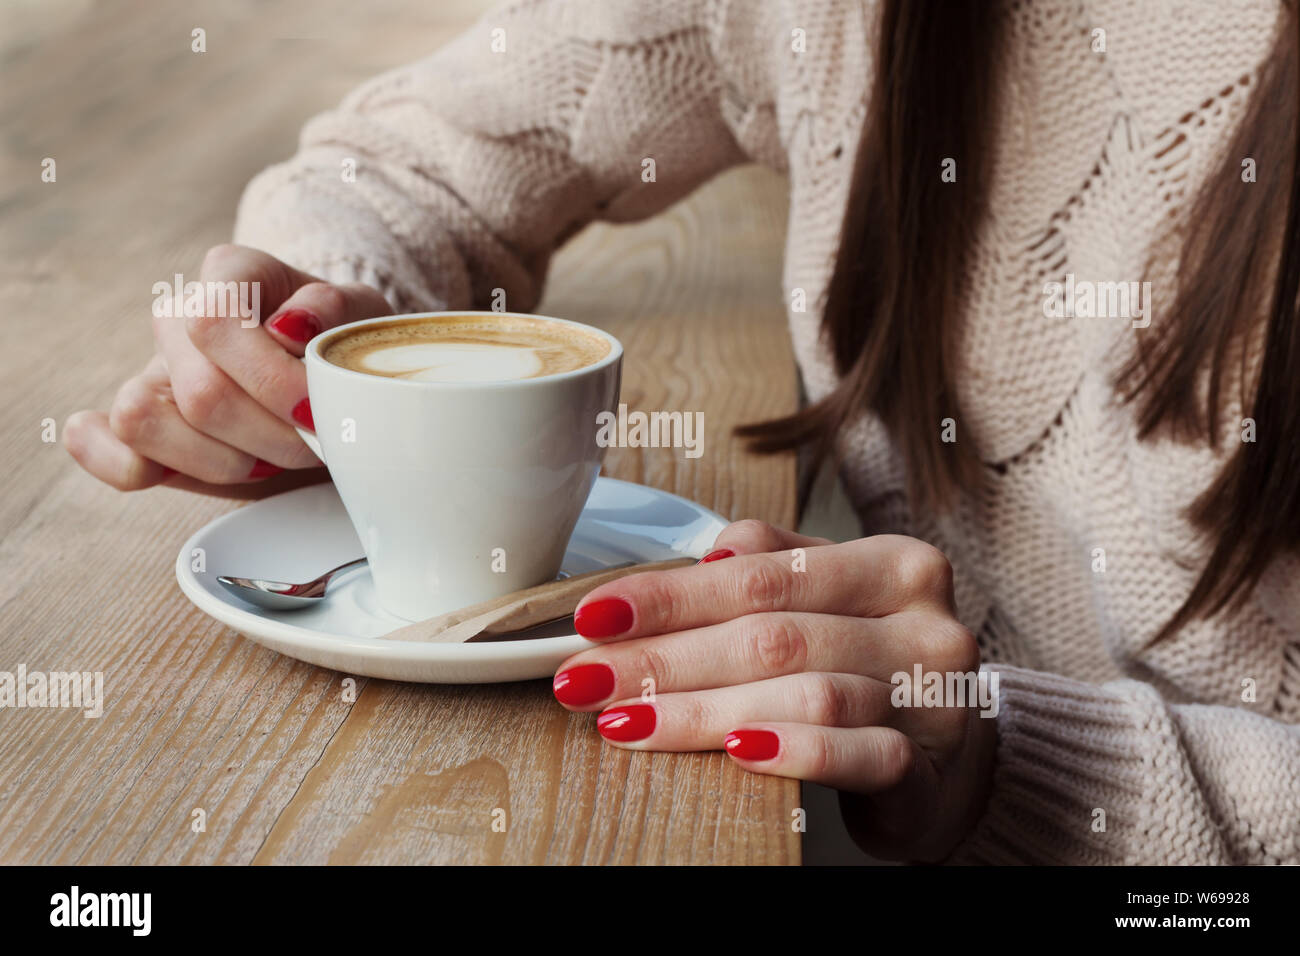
[231, 168, 454, 317]
[277, 250, 436, 317]
[945, 665, 1162, 865]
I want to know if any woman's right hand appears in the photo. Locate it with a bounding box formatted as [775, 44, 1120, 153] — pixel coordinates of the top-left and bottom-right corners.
[65, 244, 391, 492]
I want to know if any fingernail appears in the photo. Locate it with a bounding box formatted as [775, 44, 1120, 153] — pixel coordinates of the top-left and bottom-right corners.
[553, 663, 616, 707]
[267, 308, 321, 344]
[291, 397, 314, 430]
[724, 729, 779, 761]
[249, 459, 283, 479]
[574, 597, 633, 639]
[597, 703, 655, 742]
[698, 548, 734, 564]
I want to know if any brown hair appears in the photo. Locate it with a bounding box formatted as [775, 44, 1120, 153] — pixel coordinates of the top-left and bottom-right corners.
[741, 2, 1300, 642]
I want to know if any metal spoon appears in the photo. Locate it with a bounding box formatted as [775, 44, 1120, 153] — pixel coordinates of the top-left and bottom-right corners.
[216, 559, 576, 612]
[217, 557, 368, 611]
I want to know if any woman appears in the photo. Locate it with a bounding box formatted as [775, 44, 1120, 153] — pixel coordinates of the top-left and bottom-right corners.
[64, 0, 1300, 864]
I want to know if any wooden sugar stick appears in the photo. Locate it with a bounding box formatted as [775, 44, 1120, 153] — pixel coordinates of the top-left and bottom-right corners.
[382, 556, 697, 643]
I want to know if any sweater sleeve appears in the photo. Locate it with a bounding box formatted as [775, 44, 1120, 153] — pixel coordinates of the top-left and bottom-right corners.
[946, 663, 1300, 864]
[231, 0, 766, 313]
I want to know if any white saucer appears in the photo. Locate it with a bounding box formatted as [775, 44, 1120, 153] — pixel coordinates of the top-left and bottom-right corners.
[175, 478, 727, 683]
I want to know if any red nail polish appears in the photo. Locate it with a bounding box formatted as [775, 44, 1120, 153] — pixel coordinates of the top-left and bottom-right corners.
[574, 597, 634, 639]
[249, 459, 283, 479]
[699, 548, 734, 564]
[553, 663, 616, 707]
[724, 729, 780, 761]
[596, 703, 655, 742]
[267, 308, 320, 344]
[291, 397, 314, 430]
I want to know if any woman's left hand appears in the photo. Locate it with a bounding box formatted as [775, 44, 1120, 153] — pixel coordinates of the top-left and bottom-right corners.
[552, 520, 998, 862]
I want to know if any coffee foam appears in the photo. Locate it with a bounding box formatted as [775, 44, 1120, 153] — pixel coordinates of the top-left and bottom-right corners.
[320, 315, 611, 383]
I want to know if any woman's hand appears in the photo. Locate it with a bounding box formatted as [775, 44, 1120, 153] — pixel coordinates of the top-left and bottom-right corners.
[64, 244, 391, 492]
[552, 520, 997, 862]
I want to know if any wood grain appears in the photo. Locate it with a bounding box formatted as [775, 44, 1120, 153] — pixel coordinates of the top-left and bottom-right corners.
[0, 0, 799, 864]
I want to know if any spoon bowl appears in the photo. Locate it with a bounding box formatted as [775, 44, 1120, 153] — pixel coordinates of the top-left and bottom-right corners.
[217, 557, 368, 611]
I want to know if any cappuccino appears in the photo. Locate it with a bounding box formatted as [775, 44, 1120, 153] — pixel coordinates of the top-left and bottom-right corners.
[321, 314, 610, 383]
[302, 310, 623, 620]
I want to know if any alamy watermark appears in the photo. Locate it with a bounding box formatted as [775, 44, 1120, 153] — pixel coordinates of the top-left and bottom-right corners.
[1042, 273, 1151, 328]
[152, 273, 261, 327]
[595, 403, 704, 459]
[0, 664, 103, 718]
[890, 664, 1000, 718]
[50, 886, 150, 936]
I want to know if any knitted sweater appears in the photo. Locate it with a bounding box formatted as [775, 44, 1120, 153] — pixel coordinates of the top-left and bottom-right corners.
[232, 0, 1300, 864]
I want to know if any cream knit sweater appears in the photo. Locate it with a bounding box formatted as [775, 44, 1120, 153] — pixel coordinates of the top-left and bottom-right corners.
[233, 0, 1300, 864]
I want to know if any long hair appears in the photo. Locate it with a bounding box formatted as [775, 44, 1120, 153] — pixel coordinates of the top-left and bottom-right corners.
[740, 1, 1300, 643]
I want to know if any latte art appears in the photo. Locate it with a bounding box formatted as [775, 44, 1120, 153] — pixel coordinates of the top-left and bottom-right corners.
[356, 342, 546, 382]
[321, 314, 610, 383]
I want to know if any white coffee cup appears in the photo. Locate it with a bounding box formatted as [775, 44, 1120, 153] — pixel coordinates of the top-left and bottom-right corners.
[297, 311, 623, 621]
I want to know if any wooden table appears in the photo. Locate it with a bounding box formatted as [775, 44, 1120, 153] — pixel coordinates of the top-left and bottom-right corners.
[0, 0, 799, 864]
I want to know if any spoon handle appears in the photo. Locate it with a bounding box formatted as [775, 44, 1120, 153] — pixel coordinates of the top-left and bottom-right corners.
[322, 556, 369, 581]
